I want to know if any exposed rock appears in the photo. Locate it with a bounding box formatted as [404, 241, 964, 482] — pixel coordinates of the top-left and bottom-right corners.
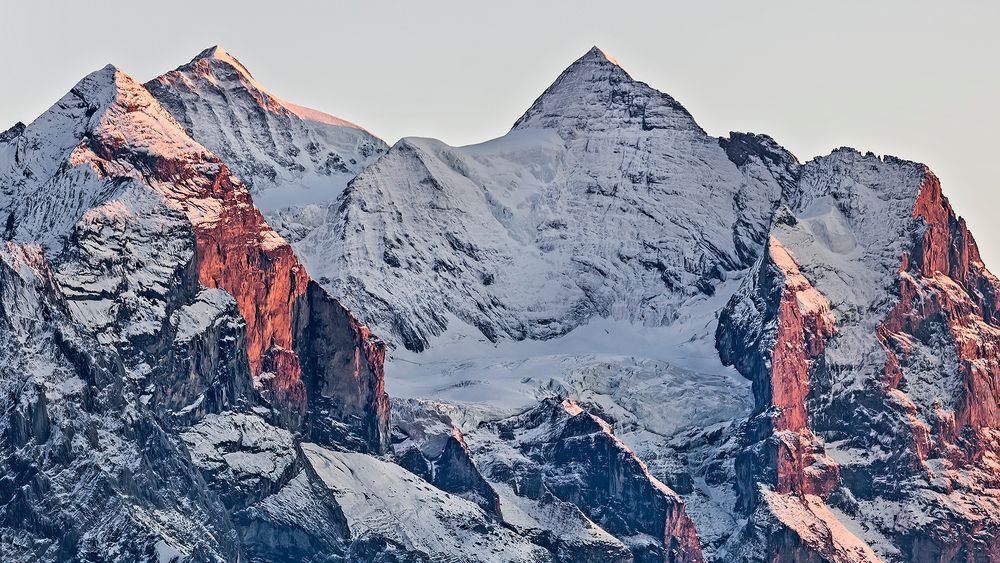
[293, 281, 390, 453]
[470, 399, 704, 563]
[0, 122, 25, 143]
[0, 62, 391, 559]
[719, 146, 1000, 560]
[0, 243, 240, 561]
[5, 43, 1000, 563]
[391, 398, 501, 516]
[718, 237, 839, 513]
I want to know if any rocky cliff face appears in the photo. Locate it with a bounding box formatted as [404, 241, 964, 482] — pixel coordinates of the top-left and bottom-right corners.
[718, 236, 839, 513]
[15, 63, 390, 452]
[0, 238, 243, 561]
[717, 137, 1000, 560]
[0, 61, 394, 559]
[470, 399, 704, 563]
[391, 398, 502, 516]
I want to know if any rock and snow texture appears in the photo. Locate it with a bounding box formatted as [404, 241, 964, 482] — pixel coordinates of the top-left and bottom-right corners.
[468, 398, 704, 563]
[3, 43, 1000, 563]
[0, 59, 396, 561]
[146, 46, 387, 213]
[302, 442, 552, 563]
[718, 140, 1000, 560]
[0, 241, 241, 561]
[284, 45, 1000, 561]
[289, 46, 781, 352]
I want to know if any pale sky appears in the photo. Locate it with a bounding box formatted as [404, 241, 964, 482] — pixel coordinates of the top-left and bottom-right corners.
[3, 1, 998, 269]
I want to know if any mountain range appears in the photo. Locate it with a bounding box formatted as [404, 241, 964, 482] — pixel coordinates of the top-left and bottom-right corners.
[0, 44, 997, 562]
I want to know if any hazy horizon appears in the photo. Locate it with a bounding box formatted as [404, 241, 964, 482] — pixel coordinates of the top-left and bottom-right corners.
[3, 1, 997, 268]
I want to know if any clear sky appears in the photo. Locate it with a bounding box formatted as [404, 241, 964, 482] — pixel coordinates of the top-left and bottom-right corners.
[3, 1, 998, 268]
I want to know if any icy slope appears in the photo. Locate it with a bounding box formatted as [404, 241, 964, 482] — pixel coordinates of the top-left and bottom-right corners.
[302, 442, 553, 563]
[146, 46, 387, 213]
[290, 47, 783, 351]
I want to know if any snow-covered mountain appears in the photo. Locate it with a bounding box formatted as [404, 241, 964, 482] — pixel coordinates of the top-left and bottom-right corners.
[290, 47, 779, 352]
[279, 46, 1000, 561]
[145, 46, 387, 213]
[0, 49, 705, 563]
[1, 44, 999, 563]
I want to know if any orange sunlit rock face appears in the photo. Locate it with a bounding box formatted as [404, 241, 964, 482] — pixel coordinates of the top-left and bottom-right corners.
[720, 236, 841, 513]
[767, 238, 836, 433]
[191, 164, 310, 417]
[176, 160, 388, 451]
[881, 171, 1000, 453]
[761, 239, 839, 500]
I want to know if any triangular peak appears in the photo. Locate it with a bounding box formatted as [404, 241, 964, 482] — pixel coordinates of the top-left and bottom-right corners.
[3, 63, 198, 184]
[511, 45, 699, 134]
[581, 45, 623, 67]
[188, 45, 255, 79]
[150, 46, 377, 137]
[68, 64, 131, 111]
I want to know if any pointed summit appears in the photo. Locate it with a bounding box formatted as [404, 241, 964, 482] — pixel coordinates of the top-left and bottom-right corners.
[512, 46, 699, 134]
[70, 64, 127, 110]
[581, 45, 622, 67]
[145, 47, 387, 209]
[188, 45, 255, 79]
[1, 63, 201, 187]
[152, 46, 372, 132]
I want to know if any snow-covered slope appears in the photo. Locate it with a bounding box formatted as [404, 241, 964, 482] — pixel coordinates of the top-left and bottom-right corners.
[302, 442, 552, 563]
[146, 46, 387, 213]
[290, 47, 782, 352]
[0, 52, 711, 563]
[278, 46, 1000, 561]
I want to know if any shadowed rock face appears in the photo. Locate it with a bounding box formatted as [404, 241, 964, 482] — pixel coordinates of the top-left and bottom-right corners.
[391, 398, 501, 516]
[83, 67, 389, 453]
[294, 280, 390, 453]
[471, 399, 704, 563]
[186, 159, 390, 452]
[0, 243, 244, 561]
[188, 161, 311, 421]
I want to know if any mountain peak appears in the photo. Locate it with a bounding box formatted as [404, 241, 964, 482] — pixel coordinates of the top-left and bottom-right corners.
[581, 45, 622, 67]
[512, 45, 699, 133]
[68, 64, 154, 117]
[152, 47, 377, 138]
[188, 45, 255, 79]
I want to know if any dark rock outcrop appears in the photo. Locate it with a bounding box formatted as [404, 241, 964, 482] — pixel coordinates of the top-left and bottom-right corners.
[471, 399, 704, 563]
[391, 398, 501, 516]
